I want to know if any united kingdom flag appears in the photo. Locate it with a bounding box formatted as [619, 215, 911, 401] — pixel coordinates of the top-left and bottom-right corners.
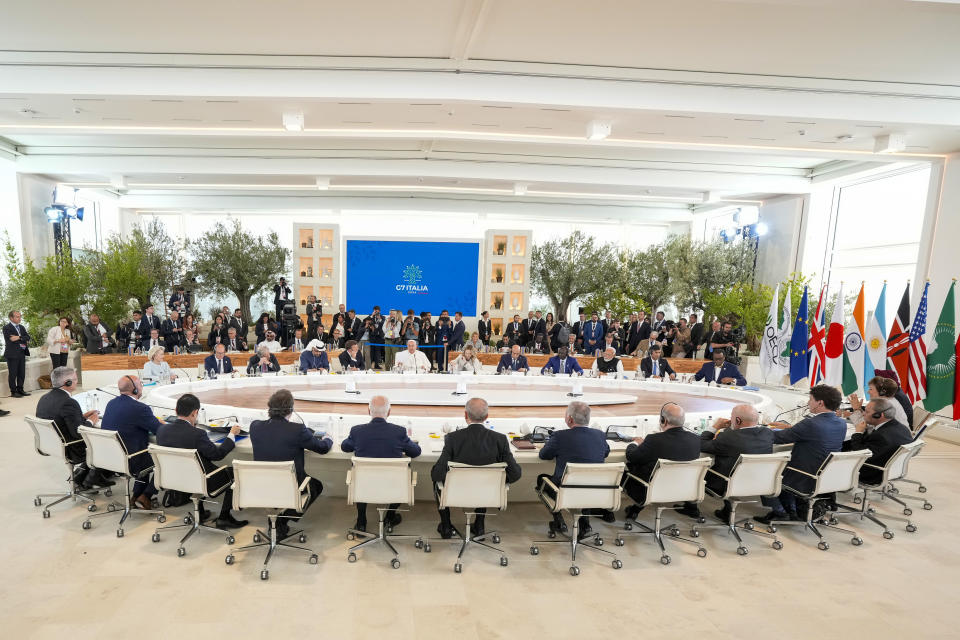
[907, 283, 929, 403]
[808, 286, 827, 386]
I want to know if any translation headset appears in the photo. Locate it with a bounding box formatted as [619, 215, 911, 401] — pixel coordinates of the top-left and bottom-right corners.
[659, 402, 681, 426]
[124, 374, 142, 398]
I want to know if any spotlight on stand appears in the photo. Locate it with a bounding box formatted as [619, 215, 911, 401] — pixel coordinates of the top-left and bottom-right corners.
[755, 222, 768, 236]
[45, 206, 63, 222]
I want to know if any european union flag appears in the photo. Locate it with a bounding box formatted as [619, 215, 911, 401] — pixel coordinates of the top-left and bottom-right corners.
[789, 286, 810, 384]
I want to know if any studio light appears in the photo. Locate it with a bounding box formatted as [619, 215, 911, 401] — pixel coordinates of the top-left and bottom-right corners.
[756, 222, 769, 236]
[44, 206, 62, 222]
[53, 185, 77, 207]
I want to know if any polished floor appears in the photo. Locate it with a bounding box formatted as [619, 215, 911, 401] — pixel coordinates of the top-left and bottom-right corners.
[2, 389, 959, 639]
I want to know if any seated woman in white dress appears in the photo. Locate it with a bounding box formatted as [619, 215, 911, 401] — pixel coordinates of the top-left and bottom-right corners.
[143, 345, 177, 382]
[449, 344, 484, 374]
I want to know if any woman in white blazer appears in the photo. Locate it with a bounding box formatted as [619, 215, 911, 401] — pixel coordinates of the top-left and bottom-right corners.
[449, 344, 484, 374]
[46, 317, 74, 368]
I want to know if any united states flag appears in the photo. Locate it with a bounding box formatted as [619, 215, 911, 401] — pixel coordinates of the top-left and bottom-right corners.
[907, 282, 929, 403]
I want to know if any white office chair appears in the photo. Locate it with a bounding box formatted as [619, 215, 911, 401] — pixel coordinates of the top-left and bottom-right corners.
[832, 441, 924, 538]
[530, 462, 625, 576]
[428, 462, 509, 574]
[78, 426, 165, 536]
[226, 460, 319, 580]
[345, 457, 418, 568]
[148, 444, 236, 556]
[888, 425, 934, 510]
[763, 449, 871, 550]
[616, 457, 712, 565]
[692, 452, 792, 555]
[25, 415, 99, 517]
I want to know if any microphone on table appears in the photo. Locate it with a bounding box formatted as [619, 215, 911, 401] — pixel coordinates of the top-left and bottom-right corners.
[769, 404, 806, 424]
[95, 387, 119, 397]
[175, 367, 193, 381]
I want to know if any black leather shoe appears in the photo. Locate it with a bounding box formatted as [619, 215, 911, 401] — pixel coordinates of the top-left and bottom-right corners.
[675, 504, 703, 520]
[385, 512, 402, 528]
[275, 520, 290, 540]
[549, 515, 568, 534]
[714, 508, 732, 523]
[215, 514, 248, 529]
[598, 509, 617, 523]
[576, 520, 594, 541]
[624, 505, 641, 521]
[0, 408, 10, 416]
[470, 515, 485, 537]
[198, 506, 212, 523]
[11, 392, 24, 398]
[437, 523, 455, 539]
[353, 520, 367, 533]
[753, 510, 788, 525]
[17, 389, 30, 396]
[82, 472, 115, 489]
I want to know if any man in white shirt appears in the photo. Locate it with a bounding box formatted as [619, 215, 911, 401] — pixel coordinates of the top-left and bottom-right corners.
[592, 347, 624, 376]
[258, 330, 283, 353]
[394, 339, 431, 373]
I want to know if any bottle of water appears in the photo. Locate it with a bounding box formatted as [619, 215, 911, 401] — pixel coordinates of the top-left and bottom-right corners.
[699, 418, 706, 433]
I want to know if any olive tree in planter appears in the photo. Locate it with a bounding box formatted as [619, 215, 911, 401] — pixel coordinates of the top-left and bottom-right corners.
[530, 230, 617, 321]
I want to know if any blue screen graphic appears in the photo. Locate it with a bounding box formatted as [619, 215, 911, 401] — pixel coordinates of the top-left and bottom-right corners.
[345, 240, 480, 315]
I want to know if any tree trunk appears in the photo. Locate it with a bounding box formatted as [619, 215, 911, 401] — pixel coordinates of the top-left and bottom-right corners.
[236, 292, 254, 327]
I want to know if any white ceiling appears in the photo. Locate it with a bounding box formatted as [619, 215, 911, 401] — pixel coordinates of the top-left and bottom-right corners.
[1, 0, 956, 216]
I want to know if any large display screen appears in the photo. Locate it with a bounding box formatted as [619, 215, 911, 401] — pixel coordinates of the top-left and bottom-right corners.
[345, 239, 480, 315]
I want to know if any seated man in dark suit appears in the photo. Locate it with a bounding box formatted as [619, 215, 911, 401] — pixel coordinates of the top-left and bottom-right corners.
[537, 401, 611, 540]
[246, 345, 281, 374]
[755, 384, 847, 523]
[693, 349, 746, 386]
[640, 344, 677, 380]
[699, 404, 774, 521]
[225, 327, 247, 353]
[431, 398, 522, 538]
[140, 328, 166, 353]
[540, 345, 583, 375]
[496, 344, 529, 374]
[203, 344, 233, 377]
[622, 402, 701, 520]
[844, 398, 913, 485]
[338, 339, 366, 371]
[100, 375, 160, 510]
[299, 340, 330, 373]
[341, 395, 422, 531]
[35, 366, 112, 489]
[249, 389, 333, 540]
[156, 393, 247, 529]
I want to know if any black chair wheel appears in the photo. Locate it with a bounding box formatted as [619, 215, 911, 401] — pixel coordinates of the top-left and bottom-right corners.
[253, 533, 262, 543]
[851, 537, 863, 546]
[346, 533, 355, 541]
[42, 510, 51, 519]
[817, 541, 830, 550]
[612, 559, 623, 570]
[690, 529, 700, 538]
[923, 502, 933, 510]
[104, 489, 112, 497]
[386, 525, 393, 534]
[116, 528, 124, 538]
[660, 555, 671, 565]
[500, 556, 508, 567]
[767, 525, 777, 534]
[697, 548, 707, 558]
[225, 554, 234, 565]
[624, 522, 633, 531]
[414, 539, 423, 549]
[260, 570, 269, 581]
[696, 516, 706, 524]
[595, 537, 603, 546]
[33, 497, 42, 507]
[157, 515, 166, 523]
[906, 524, 917, 533]
[492, 534, 501, 544]
[615, 538, 624, 547]
[669, 528, 680, 537]
[183, 515, 193, 525]
[423, 543, 431, 553]
[772, 540, 783, 550]
[744, 522, 755, 530]
[737, 547, 748, 556]
[454, 563, 462, 574]
[883, 531, 894, 539]
[569, 565, 580, 576]
[347, 552, 357, 563]
[390, 558, 400, 569]
[529, 546, 539, 555]
[226, 535, 235, 545]
[299, 534, 307, 543]
[177, 546, 186, 557]
[310, 554, 319, 565]
[88, 504, 97, 512]
[918, 486, 927, 493]
[107, 504, 116, 512]
[152, 533, 161, 543]
[903, 508, 913, 516]
[547, 530, 556, 539]
[82, 520, 91, 530]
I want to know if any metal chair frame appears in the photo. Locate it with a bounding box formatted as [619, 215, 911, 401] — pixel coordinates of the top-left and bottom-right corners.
[25, 415, 99, 518]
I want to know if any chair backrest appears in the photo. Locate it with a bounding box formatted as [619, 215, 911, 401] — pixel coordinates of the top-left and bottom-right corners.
[439, 462, 508, 510]
[881, 440, 924, 483]
[900, 438, 926, 476]
[148, 444, 208, 495]
[911, 404, 930, 436]
[724, 452, 792, 499]
[644, 457, 712, 505]
[813, 450, 871, 494]
[25, 415, 67, 460]
[78, 426, 130, 475]
[232, 459, 302, 510]
[555, 462, 625, 511]
[911, 420, 931, 442]
[347, 457, 415, 506]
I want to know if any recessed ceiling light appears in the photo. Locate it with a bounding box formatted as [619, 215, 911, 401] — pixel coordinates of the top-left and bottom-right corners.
[282, 111, 304, 131]
[586, 120, 612, 140]
[513, 182, 529, 196]
[874, 133, 907, 153]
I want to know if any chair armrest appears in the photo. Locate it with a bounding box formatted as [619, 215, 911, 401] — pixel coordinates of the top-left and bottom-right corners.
[345, 469, 352, 486]
[540, 477, 560, 494]
[706, 468, 729, 481]
[785, 466, 818, 479]
[63, 438, 84, 447]
[298, 477, 311, 492]
[862, 463, 884, 471]
[411, 470, 418, 488]
[127, 448, 149, 459]
[205, 465, 231, 479]
[625, 472, 649, 488]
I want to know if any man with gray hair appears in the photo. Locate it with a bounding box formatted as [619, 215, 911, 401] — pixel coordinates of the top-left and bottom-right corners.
[341, 395, 421, 532]
[622, 402, 701, 521]
[395, 339, 431, 373]
[697, 403, 774, 522]
[431, 397, 522, 538]
[844, 397, 912, 486]
[537, 401, 611, 540]
[246, 344, 281, 374]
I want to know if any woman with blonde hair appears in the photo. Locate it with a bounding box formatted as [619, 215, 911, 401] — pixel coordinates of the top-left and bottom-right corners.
[143, 345, 177, 382]
[46, 316, 74, 368]
[449, 344, 484, 374]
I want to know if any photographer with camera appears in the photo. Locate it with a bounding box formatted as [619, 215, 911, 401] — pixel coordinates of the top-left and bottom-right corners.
[273, 277, 292, 319]
[305, 295, 322, 340]
[709, 319, 741, 365]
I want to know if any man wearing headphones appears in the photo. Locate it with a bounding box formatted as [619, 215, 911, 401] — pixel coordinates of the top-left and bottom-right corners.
[35, 366, 113, 489]
[843, 397, 912, 486]
[249, 389, 333, 541]
[622, 402, 701, 521]
[101, 375, 160, 510]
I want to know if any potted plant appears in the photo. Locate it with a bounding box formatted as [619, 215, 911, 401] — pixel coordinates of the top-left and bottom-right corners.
[496, 241, 506, 255]
[494, 267, 503, 283]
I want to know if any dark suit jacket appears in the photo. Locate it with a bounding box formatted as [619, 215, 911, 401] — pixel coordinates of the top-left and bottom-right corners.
[625, 427, 702, 482]
[161, 318, 182, 348]
[35, 388, 91, 458]
[539, 426, 610, 483]
[450, 320, 466, 349]
[640, 356, 676, 378]
[477, 319, 492, 344]
[140, 336, 167, 352]
[338, 350, 366, 370]
[273, 284, 292, 305]
[700, 426, 774, 489]
[774, 412, 847, 493]
[694, 361, 746, 385]
[228, 316, 248, 338]
[344, 317, 362, 341]
[142, 315, 162, 332]
[250, 417, 332, 483]
[254, 321, 279, 343]
[83, 322, 114, 354]
[157, 418, 235, 475]
[101, 393, 160, 472]
[431, 423, 522, 485]
[341, 418, 422, 460]
[225, 336, 247, 352]
[689, 322, 704, 348]
[571, 320, 586, 340]
[844, 420, 913, 485]
[893, 390, 914, 428]
[203, 354, 234, 375]
[496, 353, 529, 372]
[246, 353, 281, 373]
[207, 326, 228, 348]
[504, 321, 522, 344]
[126, 319, 148, 343]
[3, 322, 31, 358]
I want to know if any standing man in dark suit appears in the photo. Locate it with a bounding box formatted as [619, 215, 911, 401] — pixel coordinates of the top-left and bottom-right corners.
[203, 344, 233, 377]
[161, 310, 184, 351]
[344, 309, 362, 342]
[755, 385, 847, 523]
[640, 344, 677, 380]
[157, 393, 246, 529]
[36, 366, 111, 488]
[341, 395, 422, 531]
[126, 310, 146, 351]
[142, 304, 162, 333]
[100, 375, 160, 510]
[228, 308, 248, 342]
[273, 277, 292, 319]
[844, 398, 913, 485]
[582, 312, 605, 356]
[168, 286, 187, 314]
[571, 312, 587, 352]
[431, 398, 522, 538]
[537, 401, 611, 539]
[520, 311, 537, 348]
[622, 403, 701, 520]
[83, 313, 116, 355]
[450, 311, 466, 351]
[496, 344, 529, 374]
[699, 404, 774, 521]
[250, 389, 332, 540]
[4, 310, 31, 396]
[504, 314, 522, 346]
[687, 313, 704, 358]
[477, 311, 492, 347]
[694, 349, 747, 386]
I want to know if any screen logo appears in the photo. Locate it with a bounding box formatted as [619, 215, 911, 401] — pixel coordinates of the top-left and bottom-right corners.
[397, 264, 429, 294]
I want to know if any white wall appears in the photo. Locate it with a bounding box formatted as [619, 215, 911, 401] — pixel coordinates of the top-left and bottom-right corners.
[755, 195, 805, 288]
[0, 158, 20, 263]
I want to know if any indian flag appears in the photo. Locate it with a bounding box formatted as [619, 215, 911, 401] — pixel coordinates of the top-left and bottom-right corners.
[842, 283, 866, 396]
